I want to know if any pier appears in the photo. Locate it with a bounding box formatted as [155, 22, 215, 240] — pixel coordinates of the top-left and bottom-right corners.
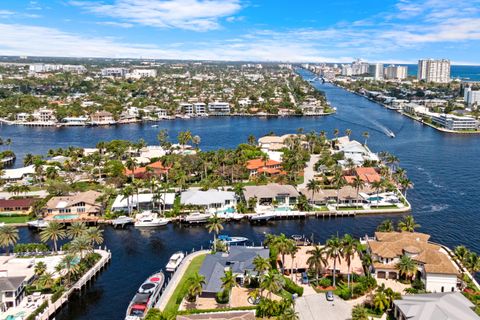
[36, 249, 111, 320]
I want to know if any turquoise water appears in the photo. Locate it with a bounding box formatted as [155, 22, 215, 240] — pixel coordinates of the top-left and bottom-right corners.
[53, 214, 79, 220]
[275, 207, 291, 212]
[217, 207, 235, 214]
[368, 196, 383, 202]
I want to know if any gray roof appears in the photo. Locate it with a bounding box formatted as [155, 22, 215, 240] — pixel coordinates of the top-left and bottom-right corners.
[393, 292, 480, 320]
[199, 247, 269, 294]
[0, 276, 25, 292]
[243, 184, 299, 201]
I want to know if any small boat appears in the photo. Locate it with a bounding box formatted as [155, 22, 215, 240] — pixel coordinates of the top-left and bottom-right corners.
[151, 124, 158, 128]
[249, 212, 277, 222]
[125, 271, 164, 320]
[166, 251, 185, 272]
[134, 212, 169, 227]
[291, 235, 311, 245]
[389, 132, 395, 138]
[27, 219, 48, 229]
[112, 215, 134, 228]
[183, 212, 211, 224]
[216, 235, 249, 245]
[229, 213, 244, 221]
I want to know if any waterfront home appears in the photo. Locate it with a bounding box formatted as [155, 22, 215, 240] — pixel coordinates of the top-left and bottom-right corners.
[44, 190, 102, 219]
[0, 272, 28, 310]
[0, 198, 37, 215]
[300, 185, 374, 206]
[198, 247, 269, 297]
[279, 245, 364, 276]
[207, 102, 230, 115]
[111, 193, 175, 212]
[258, 134, 306, 153]
[430, 113, 478, 131]
[335, 138, 379, 166]
[180, 189, 236, 212]
[366, 232, 460, 292]
[124, 160, 171, 179]
[245, 158, 285, 177]
[62, 116, 89, 126]
[243, 184, 299, 207]
[0, 165, 35, 182]
[392, 292, 480, 320]
[89, 111, 116, 125]
[32, 108, 56, 124]
[138, 146, 167, 160]
[343, 167, 382, 184]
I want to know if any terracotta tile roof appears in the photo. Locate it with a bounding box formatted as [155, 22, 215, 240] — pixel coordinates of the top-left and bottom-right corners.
[246, 158, 281, 170]
[0, 198, 37, 209]
[355, 167, 382, 183]
[124, 161, 170, 177]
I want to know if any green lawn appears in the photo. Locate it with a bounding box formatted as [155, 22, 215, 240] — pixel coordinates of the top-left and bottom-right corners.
[371, 205, 399, 210]
[0, 215, 31, 224]
[163, 254, 207, 315]
[312, 206, 329, 212]
[337, 207, 364, 211]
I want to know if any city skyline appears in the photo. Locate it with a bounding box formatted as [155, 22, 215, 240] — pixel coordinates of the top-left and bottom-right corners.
[0, 0, 480, 64]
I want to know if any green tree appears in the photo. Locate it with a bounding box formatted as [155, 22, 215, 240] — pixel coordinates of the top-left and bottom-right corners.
[342, 234, 359, 289]
[396, 255, 417, 281]
[206, 214, 223, 253]
[306, 245, 327, 283]
[186, 272, 206, 302]
[34, 261, 47, 276]
[397, 215, 420, 232]
[67, 221, 87, 239]
[253, 255, 271, 276]
[40, 221, 66, 253]
[350, 175, 365, 209]
[306, 179, 321, 204]
[260, 270, 285, 299]
[86, 226, 104, 249]
[0, 225, 19, 255]
[377, 219, 394, 232]
[325, 235, 344, 287]
[351, 304, 369, 320]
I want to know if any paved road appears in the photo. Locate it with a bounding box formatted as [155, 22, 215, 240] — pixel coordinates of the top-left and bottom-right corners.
[295, 293, 352, 320]
[0, 190, 48, 199]
[298, 154, 319, 190]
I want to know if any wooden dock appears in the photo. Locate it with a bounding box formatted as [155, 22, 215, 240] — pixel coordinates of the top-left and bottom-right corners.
[37, 249, 111, 320]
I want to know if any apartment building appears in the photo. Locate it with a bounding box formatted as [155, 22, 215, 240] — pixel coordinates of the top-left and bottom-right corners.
[417, 59, 451, 83]
[207, 102, 230, 115]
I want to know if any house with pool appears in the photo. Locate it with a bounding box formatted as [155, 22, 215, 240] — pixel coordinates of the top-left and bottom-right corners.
[366, 232, 461, 293]
[43, 190, 102, 221]
[180, 189, 237, 213]
[243, 184, 299, 210]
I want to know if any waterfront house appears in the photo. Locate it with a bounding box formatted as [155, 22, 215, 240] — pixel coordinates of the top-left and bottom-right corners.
[111, 193, 175, 212]
[243, 184, 299, 207]
[0, 273, 28, 310]
[207, 102, 230, 115]
[335, 138, 379, 166]
[343, 167, 382, 184]
[0, 198, 37, 215]
[245, 158, 285, 177]
[367, 232, 460, 292]
[430, 113, 478, 131]
[0, 165, 35, 182]
[180, 189, 236, 212]
[300, 185, 374, 206]
[89, 111, 116, 125]
[124, 160, 171, 179]
[32, 108, 56, 124]
[62, 116, 88, 126]
[198, 247, 269, 297]
[392, 292, 480, 320]
[44, 190, 102, 219]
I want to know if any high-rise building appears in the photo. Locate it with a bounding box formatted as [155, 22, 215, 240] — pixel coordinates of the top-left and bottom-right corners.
[369, 63, 384, 80]
[384, 65, 408, 80]
[351, 59, 369, 75]
[341, 64, 353, 76]
[417, 59, 450, 83]
[464, 87, 480, 107]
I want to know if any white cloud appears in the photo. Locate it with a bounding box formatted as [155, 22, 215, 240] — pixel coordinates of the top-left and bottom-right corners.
[97, 21, 134, 28]
[70, 0, 242, 31]
[0, 10, 15, 16]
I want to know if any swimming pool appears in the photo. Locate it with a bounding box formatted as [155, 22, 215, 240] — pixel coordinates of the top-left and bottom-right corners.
[53, 214, 80, 220]
[275, 206, 291, 212]
[217, 207, 235, 214]
[368, 196, 383, 202]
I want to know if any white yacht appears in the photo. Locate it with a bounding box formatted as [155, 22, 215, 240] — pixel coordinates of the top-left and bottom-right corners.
[125, 271, 164, 320]
[112, 215, 134, 227]
[217, 235, 249, 245]
[249, 211, 277, 222]
[27, 219, 49, 229]
[183, 212, 211, 224]
[166, 251, 185, 272]
[134, 211, 169, 227]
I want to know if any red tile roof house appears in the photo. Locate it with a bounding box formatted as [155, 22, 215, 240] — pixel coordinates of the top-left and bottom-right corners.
[246, 158, 286, 177]
[0, 198, 37, 215]
[344, 167, 382, 184]
[124, 161, 172, 179]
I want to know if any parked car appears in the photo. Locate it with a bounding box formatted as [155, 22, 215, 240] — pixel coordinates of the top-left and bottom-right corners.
[301, 272, 309, 284]
[326, 291, 334, 301]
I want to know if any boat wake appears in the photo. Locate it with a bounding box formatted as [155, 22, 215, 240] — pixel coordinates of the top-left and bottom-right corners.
[421, 204, 449, 213]
[332, 115, 395, 138]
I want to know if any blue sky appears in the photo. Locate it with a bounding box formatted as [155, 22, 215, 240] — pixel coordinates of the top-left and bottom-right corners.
[0, 0, 480, 64]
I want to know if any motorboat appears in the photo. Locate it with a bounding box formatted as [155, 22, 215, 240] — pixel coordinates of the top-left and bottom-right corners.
[291, 235, 311, 246]
[112, 215, 134, 228]
[183, 212, 211, 224]
[125, 271, 164, 320]
[216, 235, 249, 245]
[249, 212, 277, 222]
[134, 211, 169, 227]
[27, 219, 49, 229]
[389, 132, 396, 138]
[166, 251, 185, 272]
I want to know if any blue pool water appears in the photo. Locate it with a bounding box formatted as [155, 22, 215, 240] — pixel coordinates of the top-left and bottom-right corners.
[53, 214, 80, 220]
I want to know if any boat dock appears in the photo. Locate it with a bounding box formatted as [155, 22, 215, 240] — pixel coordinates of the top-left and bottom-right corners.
[36, 249, 111, 320]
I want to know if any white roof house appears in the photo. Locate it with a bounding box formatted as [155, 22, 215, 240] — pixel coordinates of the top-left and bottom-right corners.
[337, 140, 379, 166]
[180, 189, 236, 209]
[111, 193, 175, 211]
[1, 165, 35, 181]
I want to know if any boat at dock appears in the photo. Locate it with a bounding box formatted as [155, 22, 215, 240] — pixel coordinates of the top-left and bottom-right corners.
[166, 251, 185, 272]
[249, 212, 277, 222]
[216, 235, 249, 245]
[125, 271, 164, 320]
[134, 211, 169, 227]
[183, 212, 211, 224]
[27, 219, 48, 229]
[112, 215, 134, 228]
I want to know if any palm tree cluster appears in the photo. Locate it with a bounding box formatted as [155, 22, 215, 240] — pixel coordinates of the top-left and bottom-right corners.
[454, 245, 480, 274]
[377, 215, 420, 233]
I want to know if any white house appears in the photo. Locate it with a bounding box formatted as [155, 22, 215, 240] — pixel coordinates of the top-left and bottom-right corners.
[208, 102, 230, 115]
[111, 193, 175, 212]
[1, 165, 35, 182]
[180, 189, 236, 211]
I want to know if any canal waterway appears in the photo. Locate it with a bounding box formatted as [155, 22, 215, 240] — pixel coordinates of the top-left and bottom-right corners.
[2, 69, 480, 319]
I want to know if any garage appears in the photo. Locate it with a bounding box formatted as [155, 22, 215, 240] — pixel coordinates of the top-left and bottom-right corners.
[377, 271, 386, 279]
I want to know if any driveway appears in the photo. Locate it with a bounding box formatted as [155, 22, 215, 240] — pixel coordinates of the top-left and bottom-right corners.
[298, 154, 319, 190]
[295, 293, 352, 320]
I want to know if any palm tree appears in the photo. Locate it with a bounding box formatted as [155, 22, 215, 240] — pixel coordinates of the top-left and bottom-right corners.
[306, 179, 321, 204]
[270, 234, 295, 274]
[67, 221, 87, 239]
[125, 157, 138, 181]
[332, 172, 346, 209]
[373, 291, 389, 313]
[0, 225, 19, 255]
[351, 304, 368, 320]
[371, 180, 384, 208]
[206, 214, 223, 252]
[362, 253, 373, 277]
[38, 272, 55, 290]
[377, 219, 395, 232]
[325, 236, 344, 287]
[220, 269, 237, 295]
[454, 245, 470, 265]
[34, 261, 47, 276]
[253, 255, 271, 276]
[396, 255, 417, 281]
[345, 128, 352, 137]
[350, 175, 365, 209]
[306, 245, 327, 283]
[399, 178, 413, 197]
[280, 308, 299, 320]
[40, 221, 66, 253]
[384, 288, 401, 309]
[186, 272, 206, 302]
[68, 235, 91, 258]
[120, 185, 134, 216]
[342, 234, 359, 289]
[260, 271, 285, 299]
[333, 128, 339, 139]
[397, 215, 420, 232]
[362, 131, 369, 146]
[58, 254, 80, 286]
[86, 226, 104, 249]
[465, 252, 480, 273]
